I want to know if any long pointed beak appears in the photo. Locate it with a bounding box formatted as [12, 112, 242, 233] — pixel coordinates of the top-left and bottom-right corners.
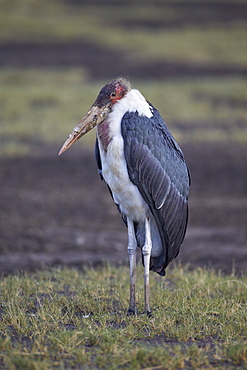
[58, 105, 110, 155]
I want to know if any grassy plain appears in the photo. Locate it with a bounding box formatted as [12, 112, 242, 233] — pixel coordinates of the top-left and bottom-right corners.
[1, 69, 247, 156]
[1, 0, 247, 155]
[1, 0, 247, 68]
[1, 265, 247, 369]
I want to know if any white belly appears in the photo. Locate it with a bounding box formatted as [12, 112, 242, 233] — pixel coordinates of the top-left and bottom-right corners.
[99, 135, 149, 222]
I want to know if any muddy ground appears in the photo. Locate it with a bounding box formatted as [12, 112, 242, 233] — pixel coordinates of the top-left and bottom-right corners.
[0, 141, 246, 275]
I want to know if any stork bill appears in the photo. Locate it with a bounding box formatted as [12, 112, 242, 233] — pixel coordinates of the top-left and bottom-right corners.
[59, 77, 190, 316]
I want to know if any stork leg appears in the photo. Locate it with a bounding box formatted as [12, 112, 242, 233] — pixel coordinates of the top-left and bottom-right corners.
[142, 217, 152, 317]
[127, 217, 137, 315]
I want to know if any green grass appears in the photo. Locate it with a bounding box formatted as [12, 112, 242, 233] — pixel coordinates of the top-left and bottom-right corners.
[0, 265, 247, 369]
[0, 68, 247, 156]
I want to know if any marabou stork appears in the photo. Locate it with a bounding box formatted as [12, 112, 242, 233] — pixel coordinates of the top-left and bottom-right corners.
[59, 78, 190, 316]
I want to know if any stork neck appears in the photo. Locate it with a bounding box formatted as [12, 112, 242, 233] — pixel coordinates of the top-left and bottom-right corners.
[97, 119, 112, 152]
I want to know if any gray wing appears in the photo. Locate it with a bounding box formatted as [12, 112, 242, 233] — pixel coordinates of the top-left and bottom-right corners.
[121, 107, 190, 273]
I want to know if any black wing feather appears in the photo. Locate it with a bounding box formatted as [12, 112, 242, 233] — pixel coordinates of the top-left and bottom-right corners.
[121, 107, 190, 273]
[95, 138, 103, 180]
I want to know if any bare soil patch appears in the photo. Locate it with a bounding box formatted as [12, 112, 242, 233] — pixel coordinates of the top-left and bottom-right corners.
[1, 41, 247, 80]
[0, 142, 246, 275]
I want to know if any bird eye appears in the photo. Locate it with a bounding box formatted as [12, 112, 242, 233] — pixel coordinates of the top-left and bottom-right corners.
[110, 92, 116, 98]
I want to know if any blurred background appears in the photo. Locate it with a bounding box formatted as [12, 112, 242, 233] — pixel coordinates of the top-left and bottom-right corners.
[0, 0, 246, 274]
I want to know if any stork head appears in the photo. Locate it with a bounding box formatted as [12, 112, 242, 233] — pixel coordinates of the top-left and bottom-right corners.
[58, 78, 131, 155]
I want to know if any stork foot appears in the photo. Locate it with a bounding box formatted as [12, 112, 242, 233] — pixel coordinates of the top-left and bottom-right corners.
[146, 310, 152, 318]
[127, 308, 136, 316]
